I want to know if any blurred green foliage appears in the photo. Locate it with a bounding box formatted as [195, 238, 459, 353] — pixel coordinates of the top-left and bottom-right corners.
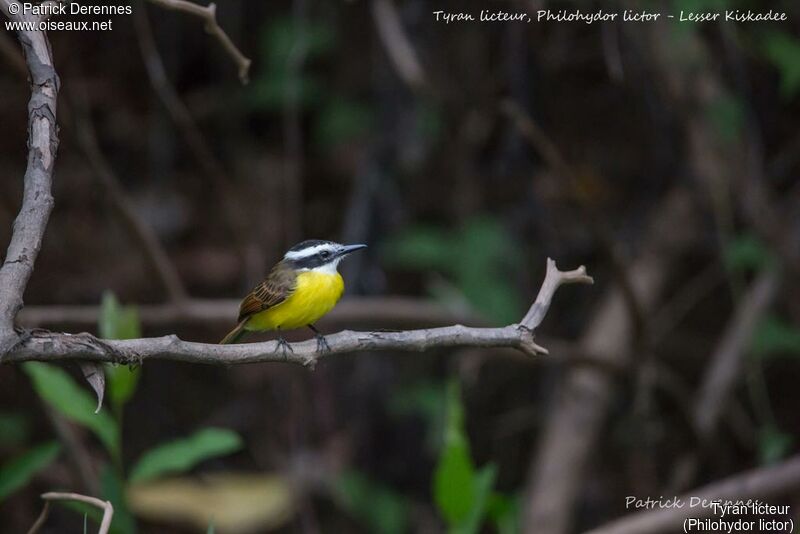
[249, 16, 335, 110]
[752, 315, 800, 360]
[15, 292, 244, 533]
[0, 412, 30, 449]
[385, 216, 523, 325]
[335, 471, 409, 534]
[758, 424, 793, 465]
[706, 93, 744, 144]
[313, 96, 373, 149]
[0, 441, 60, 501]
[23, 362, 121, 461]
[723, 233, 775, 273]
[129, 428, 243, 484]
[102, 466, 137, 534]
[249, 16, 373, 152]
[761, 31, 800, 99]
[388, 380, 446, 453]
[433, 381, 517, 534]
[100, 292, 142, 419]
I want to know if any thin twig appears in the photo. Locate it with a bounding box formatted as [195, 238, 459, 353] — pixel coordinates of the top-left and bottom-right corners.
[145, 0, 251, 84]
[133, 7, 256, 280]
[371, 0, 427, 92]
[25, 501, 49, 534]
[6, 260, 592, 367]
[0, 0, 59, 357]
[27, 492, 114, 534]
[501, 99, 648, 342]
[70, 89, 189, 304]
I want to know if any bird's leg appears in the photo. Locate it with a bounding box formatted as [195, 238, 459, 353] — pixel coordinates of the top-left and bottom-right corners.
[273, 330, 294, 359]
[308, 324, 331, 354]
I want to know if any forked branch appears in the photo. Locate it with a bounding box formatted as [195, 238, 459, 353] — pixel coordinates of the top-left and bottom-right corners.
[145, 0, 251, 83]
[4, 260, 592, 367]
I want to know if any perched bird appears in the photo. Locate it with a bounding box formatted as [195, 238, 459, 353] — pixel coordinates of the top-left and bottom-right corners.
[220, 240, 367, 352]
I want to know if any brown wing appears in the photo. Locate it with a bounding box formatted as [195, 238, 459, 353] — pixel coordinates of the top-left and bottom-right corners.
[237, 262, 297, 322]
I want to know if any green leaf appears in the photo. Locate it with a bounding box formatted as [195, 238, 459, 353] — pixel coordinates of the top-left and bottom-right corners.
[129, 428, 243, 483]
[335, 471, 409, 534]
[433, 381, 475, 527]
[261, 17, 336, 69]
[455, 217, 522, 325]
[207, 524, 215, 534]
[758, 425, 793, 464]
[99, 292, 142, 414]
[383, 226, 454, 272]
[434, 440, 474, 526]
[105, 365, 141, 416]
[23, 363, 120, 460]
[486, 493, 521, 534]
[752, 315, 800, 359]
[101, 465, 137, 534]
[724, 233, 775, 273]
[385, 216, 523, 324]
[0, 441, 60, 501]
[99, 291, 141, 341]
[248, 74, 324, 111]
[248, 17, 335, 111]
[457, 464, 498, 534]
[762, 31, 800, 99]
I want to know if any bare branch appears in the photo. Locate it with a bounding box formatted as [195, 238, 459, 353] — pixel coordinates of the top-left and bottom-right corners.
[0, 0, 59, 356]
[28, 492, 114, 534]
[586, 454, 800, 534]
[145, 0, 251, 84]
[6, 260, 592, 367]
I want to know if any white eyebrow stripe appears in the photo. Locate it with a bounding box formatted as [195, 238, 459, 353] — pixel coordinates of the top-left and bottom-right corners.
[284, 243, 336, 260]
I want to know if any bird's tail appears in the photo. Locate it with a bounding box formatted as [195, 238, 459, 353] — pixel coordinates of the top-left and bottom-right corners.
[220, 322, 248, 344]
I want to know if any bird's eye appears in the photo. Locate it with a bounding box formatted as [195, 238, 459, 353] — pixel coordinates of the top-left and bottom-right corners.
[320, 250, 331, 259]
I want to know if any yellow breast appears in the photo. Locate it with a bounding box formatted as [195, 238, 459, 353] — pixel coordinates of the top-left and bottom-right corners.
[244, 270, 344, 332]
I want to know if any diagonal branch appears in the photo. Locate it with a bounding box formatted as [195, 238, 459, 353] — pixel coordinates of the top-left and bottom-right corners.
[71, 90, 189, 304]
[371, 0, 427, 92]
[145, 0, 251, 84]
[0, 0, 60, 356]
[4, 260, 592, 368]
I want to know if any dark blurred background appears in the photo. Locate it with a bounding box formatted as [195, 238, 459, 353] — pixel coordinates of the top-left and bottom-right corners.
[1, 0, 799, 532]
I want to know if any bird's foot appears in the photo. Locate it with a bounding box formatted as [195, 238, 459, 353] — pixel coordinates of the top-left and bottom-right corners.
[273, 336, 294, 360]
[314, 332, 331, 354]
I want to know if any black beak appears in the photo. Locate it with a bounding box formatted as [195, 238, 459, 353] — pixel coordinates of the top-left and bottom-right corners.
[339, 243, 367, 256]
